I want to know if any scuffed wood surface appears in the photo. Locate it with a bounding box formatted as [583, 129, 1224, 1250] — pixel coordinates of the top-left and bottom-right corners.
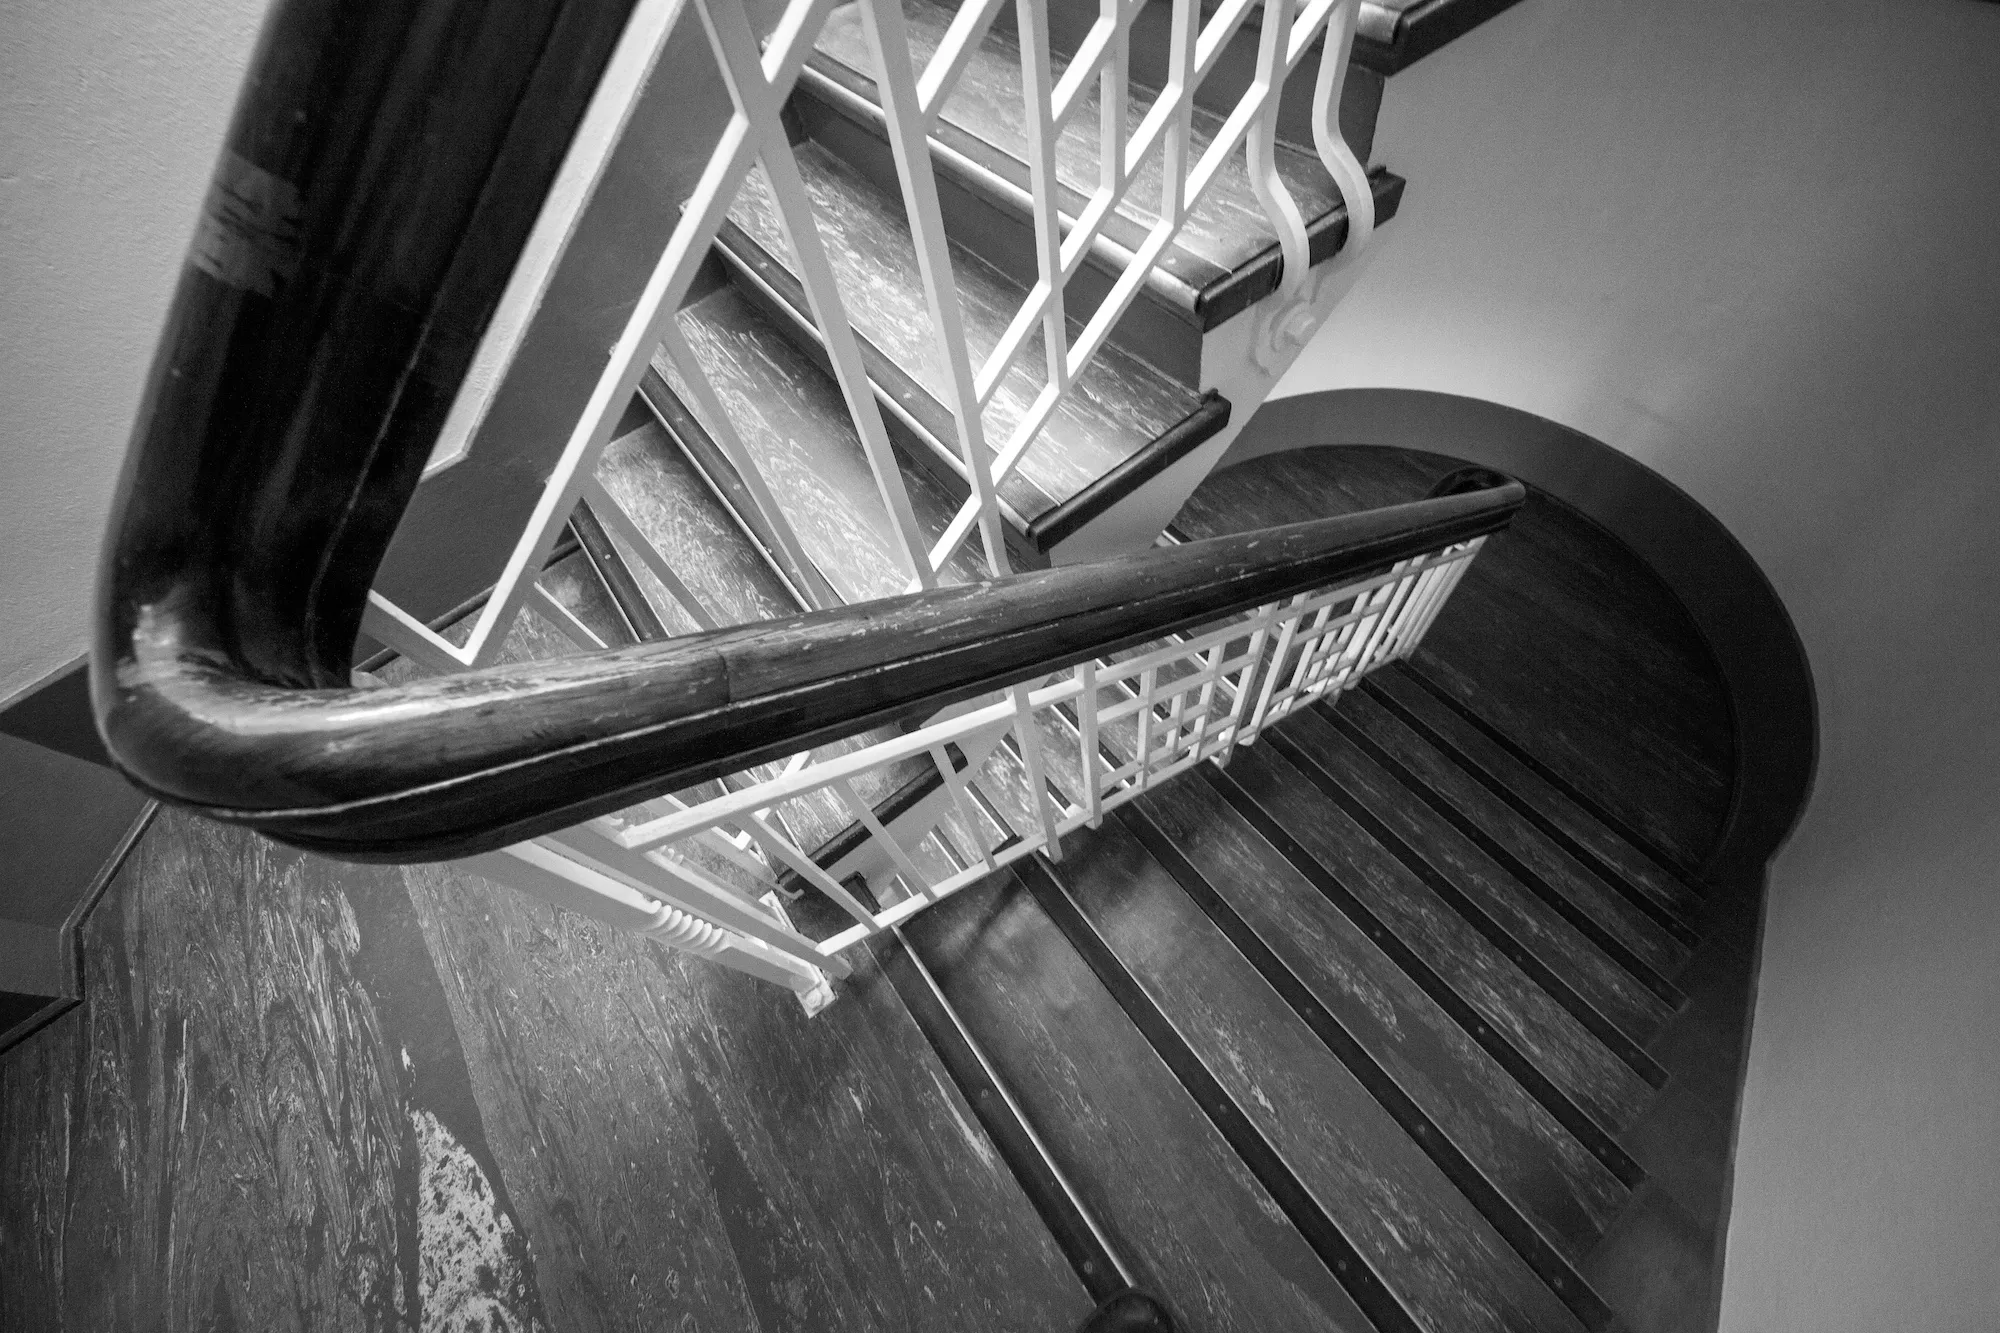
[1053, 820, 1586, 1333]
[814, 0, 1337, 281]
[1126, 778, 1631, 1262]
[402, 858, 1086, 1333]
[664, 285, 985, 602]
[1278, 707, 1675, 1045]
[730, 145, 1196, 507]
[903, 872, 1378, 1333]
[1173, 445, 1734, 867]
[0, 808, 545, 1332]
[1333, 691, 1693, 978]
[1198, 745, 1653, 1133]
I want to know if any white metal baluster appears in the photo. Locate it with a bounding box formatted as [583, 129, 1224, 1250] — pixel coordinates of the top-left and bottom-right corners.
[448, 0, 841, 667]
[931, 743, 996, 872]
[1133, 663, 1159, 785]
[1017, 0, 1071, 406]
[1312, 0, 1374, 251]
[1010, 684, 1065, 861]
[734, 811, 881, 929]
[700, 0, 937, 592]
[859, 0, 1012, 578]
[832, 776, 933, 904]
[1160, 0, 1199, 228]
[1246, 0, 1310, 305]
[1097, 0, 1128, 233]
[529, 581, 610, 651]
[1076, 660, 1105, 827]
[1215, 607, 1275, 761]
[917, 0, 1011, 124]
[1248, 592, 1309, 734]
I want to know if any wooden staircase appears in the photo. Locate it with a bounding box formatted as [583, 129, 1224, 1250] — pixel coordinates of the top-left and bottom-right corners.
[4, 1, 1749, 1329]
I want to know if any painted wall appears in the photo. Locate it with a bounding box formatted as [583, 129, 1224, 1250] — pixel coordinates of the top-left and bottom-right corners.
[1273, 0, 2000, 1327]
[0, 0, 269, 704]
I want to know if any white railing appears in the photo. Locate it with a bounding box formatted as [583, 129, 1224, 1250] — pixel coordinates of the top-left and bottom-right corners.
[363, 0, 1396, 1007]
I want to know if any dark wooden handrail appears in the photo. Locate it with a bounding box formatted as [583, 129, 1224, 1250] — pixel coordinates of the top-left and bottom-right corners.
[91, 0, 1523, 864]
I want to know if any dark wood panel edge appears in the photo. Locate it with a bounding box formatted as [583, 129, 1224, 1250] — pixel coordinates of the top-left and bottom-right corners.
[1026, 392, 1233, 551]
[1353, 0, 1533, 75]
[1115, 802, 1618, 1329]
[1193, 169, 1407, 328]
[1014, 853, 1427, 1333]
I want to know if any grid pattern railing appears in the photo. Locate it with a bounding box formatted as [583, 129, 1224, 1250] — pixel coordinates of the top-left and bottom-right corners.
[363, 0, 1392, 1006]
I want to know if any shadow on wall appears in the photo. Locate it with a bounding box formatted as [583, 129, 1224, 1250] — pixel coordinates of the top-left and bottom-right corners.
[1222, 388, 1817, 884]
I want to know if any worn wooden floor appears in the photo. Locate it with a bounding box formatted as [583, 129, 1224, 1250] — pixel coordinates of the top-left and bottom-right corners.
[0, 812, 1089, 1333]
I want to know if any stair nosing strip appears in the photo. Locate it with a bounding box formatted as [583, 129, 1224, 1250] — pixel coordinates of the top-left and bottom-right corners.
[1360, 675, 1705, 937]
[1013, 854, 1428, 1333]
[1261, 725, 1672, 1080]
[708, 215, 1053, 533]
[1114, 802, 1620, 1329]
[870, 925, 1134, 1304]
[1320, 701, 1697, 992]
[1193, 760, 1649, 1178]
[1394, 661, 1712, 887]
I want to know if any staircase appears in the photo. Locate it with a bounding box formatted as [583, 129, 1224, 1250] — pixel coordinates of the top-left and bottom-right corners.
[54, 0, 1746, 1328]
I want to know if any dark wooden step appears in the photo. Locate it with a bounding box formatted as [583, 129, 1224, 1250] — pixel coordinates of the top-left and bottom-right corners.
[1382, 663, 1710, 891]
[900, 869, 1384, 1333]
[1111, 795, 1634, 1265]
[802, 0, 1403, 371]
[1169, 755, 1657, 1133]
[663, 282, 988, 602]
[1172, 446, 1734, 869]
[1366, 670, 1708, 920]
[1023, 837, 1599, 1333]
[1327, 690, 1700, 970]
[1270, 708, 1685, 1037]
[720, 144, 1223, 541]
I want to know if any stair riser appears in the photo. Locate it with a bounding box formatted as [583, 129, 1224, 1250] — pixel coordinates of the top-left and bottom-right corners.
[794, 74, 1209, 385]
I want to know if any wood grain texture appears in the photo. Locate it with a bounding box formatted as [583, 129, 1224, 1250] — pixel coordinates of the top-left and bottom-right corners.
[813, 0, 1338, 283]
[1051, 821, 1588, 1333]
[1118, 784, 1631, 1262]
[1191, 747, 1655, 1134]
[1332, 691, 1695, 974]
[901, 871, 1378, 1333]
[1367, 669, 1706, 923]
[1273, 708, 1676, 1046]
[0, 808, 545, 1332]
[401, 858, 1088, 1333]
[729, 144, 1199, 509]
[1174, 445, 1733, 869]
[666, 283, 984, 602]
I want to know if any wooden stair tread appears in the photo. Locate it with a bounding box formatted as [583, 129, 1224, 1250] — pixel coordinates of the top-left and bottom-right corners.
[1330, 689, 1699, 973]
[812, 0, 1343, 299]
[663, 282, 986, 603]
[902, 870, 1381, 1333]
[1046, 821, 1599, 1332]
[597, 417, 804, 629]
[1367, 668, 1707, 922]
[1114, 787, 1632, 1265]
[727, 144, 1199, 519]
[1169, 753, 1656, 1134]
[1271, 706, 1679, 1046]
[405, 854, 1091, 1331]
[1174, 444, 1733, 872]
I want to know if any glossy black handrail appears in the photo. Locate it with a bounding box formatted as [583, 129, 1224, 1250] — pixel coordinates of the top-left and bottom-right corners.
[93, 0, 1524, 864]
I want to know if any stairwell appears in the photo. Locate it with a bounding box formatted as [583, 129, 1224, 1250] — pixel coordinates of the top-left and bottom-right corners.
[2, 1, 1756, 1329]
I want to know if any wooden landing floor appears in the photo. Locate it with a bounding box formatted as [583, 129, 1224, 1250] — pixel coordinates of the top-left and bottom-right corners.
[0, 806, 1090, 1332]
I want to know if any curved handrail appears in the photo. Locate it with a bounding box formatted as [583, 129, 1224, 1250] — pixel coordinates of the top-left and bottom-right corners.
[91, 0, 1524, 865]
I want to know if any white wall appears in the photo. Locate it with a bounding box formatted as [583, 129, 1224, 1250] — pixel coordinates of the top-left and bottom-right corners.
[0, 0, 269, 703]
[1277, 1, 2000, 1327]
